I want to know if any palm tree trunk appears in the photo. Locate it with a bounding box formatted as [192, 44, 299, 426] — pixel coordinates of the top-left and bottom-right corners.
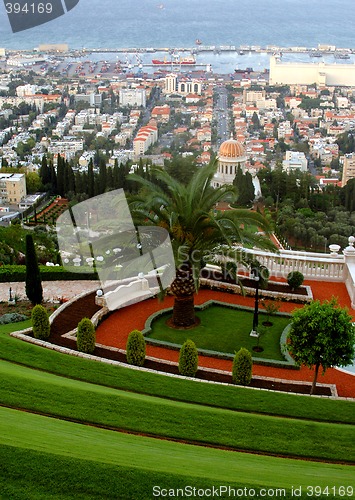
[171, 295, 196, 327]
[169, 264, 197, 328]
[310, 363, 320, 395]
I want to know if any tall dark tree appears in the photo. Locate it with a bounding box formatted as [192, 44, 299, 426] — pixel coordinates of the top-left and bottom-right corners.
[66, 162, 75, 194]
[99, 159, 107, 194]
[25, 234, 43, 305]
[88, 158, 95, 198]
[233, 166, 254, 206]
[39, 155, 51, 186]
[56, 155, 65, 196]
[49, 160, 57, 194]
[106, 166, 114, 190]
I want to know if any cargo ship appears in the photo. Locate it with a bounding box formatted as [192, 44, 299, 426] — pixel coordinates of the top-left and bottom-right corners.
[152, 55, 196, 65]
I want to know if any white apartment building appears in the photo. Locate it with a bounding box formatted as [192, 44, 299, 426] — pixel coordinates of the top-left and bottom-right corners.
[277, 120, 293, 139]
[164, 73, 202, 95]
[133, 124, 158, 159]
[119, 88, 146, 108]
[282, 151, 308, 173]
[48, 139, 84, 159]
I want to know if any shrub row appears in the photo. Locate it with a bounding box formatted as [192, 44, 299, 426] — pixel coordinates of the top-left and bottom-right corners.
[28, 309, 254, 386]
[0, 265, 98, 282]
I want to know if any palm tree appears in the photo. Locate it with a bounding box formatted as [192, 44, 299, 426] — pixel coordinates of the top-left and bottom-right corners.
[130, 161, 274, 328]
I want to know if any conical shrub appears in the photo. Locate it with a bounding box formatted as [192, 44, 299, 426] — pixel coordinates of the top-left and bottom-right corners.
[232, 347, 253, 385]
[77, 317, 95, 354]
[126, 329, 146, 367]
[31, 304, 50, 340]
[178, 339, 198, 377]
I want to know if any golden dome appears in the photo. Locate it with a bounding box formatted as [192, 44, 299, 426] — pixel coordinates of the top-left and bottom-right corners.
[219, 138, 245, 158]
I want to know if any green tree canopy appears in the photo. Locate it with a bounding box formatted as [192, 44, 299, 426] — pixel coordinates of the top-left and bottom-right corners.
[25, 234, 43, 305]
[288, 298, 355, 394]
[130, 161, 274, 327]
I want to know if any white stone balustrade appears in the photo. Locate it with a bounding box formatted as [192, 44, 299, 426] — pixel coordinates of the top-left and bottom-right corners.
[234, 247, 346, 281]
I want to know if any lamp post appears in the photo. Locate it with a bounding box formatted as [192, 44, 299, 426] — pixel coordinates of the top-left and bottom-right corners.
[250, 267, 260, 337]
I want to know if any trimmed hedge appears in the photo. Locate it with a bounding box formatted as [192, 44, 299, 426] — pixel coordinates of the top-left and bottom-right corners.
[31, 305, 50, 340]
[126, 330, 146, 367]
[178, 339, 198, 377]
[232, 347, 253, 385]
[0, 265, 98, 283]
[77, 318, 96, 354]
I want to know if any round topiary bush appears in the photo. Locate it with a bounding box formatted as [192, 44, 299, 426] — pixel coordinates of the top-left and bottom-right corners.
[77, 317, 96, 354]
[232, 347, 253, 385]
[287, 271, 304, 291]
[31, 304, 50, 340]
[126, 329, 146, 367]
[178, 339, 198, 377]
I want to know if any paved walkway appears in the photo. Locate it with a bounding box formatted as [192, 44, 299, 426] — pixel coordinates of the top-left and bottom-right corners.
[0, 281, 100, 302]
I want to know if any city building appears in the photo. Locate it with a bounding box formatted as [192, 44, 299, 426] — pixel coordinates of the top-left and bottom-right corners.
[0, 173, 26, 204]
[341, 153, 355, 187]
[151, 105, 170, 123]
[282, 151, 308, 173]
[164, 73, 202, 95]
[48, 139, 84, 160]
[119, 88, 146, 108]
[269, 56, 355, 86]
[133, 123, 158, 158]
[74, 93, 102, 107]
[243, 89, 266, 105]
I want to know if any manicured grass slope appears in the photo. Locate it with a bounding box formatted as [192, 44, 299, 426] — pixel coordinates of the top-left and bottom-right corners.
[1, 359, 355, 462]
[0, 319, 31, 334]
[0, 331, 354, 425]
[148, 306, 289, 360]
[1, 328, 355, 498]
[1, 408, 354, 500]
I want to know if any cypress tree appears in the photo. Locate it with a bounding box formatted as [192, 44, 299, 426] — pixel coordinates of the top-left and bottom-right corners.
[113, 159, 120, 188]
[25, 234, 43, 305]
[67, 163, 75, 194]
[99, 158, 107, 194]
[49, 160, 57, 194]
[56, 155, 65, 196]
[39, 155, 51, 186]
[88, 158, 95, 198]
[106, 166, 114, 190]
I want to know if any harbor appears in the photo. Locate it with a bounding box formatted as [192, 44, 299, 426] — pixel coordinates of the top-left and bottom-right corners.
[3, 44, 355, 79]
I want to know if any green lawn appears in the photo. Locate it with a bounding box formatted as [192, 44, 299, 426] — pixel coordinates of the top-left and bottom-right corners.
[147, 303, 290, 360]
[1, 358, 355, 462]
[1, 329, 354, 425]
[1, 407, 354, 500]
[0, 319, 31, 334]
[1, 327, 355, 499]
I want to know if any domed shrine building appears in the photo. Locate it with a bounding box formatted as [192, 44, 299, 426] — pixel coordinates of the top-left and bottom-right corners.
[212, 136, 247, 188]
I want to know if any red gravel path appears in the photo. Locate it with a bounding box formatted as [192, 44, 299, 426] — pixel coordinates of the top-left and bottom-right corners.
[95, 280, 355, 398]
